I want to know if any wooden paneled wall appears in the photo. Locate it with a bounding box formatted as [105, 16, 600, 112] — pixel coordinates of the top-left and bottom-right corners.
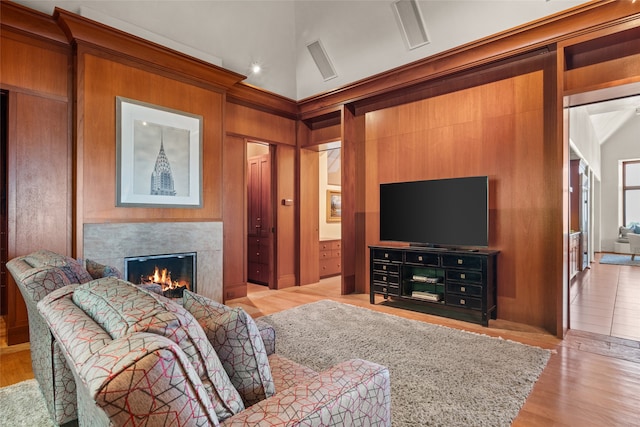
[0, 5, 71, 344]
[3, 0, 640, 341]
[77, 52, 225, 235]
[363, 69, 556, 329]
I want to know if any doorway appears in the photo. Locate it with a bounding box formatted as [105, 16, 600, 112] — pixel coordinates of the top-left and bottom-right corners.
[247, 142, 274, 288]
[299, 142, 342, 286]
[568, 91, 640, 342]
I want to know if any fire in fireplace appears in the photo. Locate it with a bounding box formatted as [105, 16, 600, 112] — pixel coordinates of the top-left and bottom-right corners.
[124, 252, 196, 298]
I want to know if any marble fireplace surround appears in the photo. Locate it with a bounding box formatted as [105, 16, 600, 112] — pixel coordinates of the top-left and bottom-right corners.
[83, 222, 223, 302]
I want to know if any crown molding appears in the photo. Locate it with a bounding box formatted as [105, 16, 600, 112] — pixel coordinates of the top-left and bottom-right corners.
[0, 1, 67, 45]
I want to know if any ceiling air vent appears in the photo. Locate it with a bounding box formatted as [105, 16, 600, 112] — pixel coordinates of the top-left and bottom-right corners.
[393, 0, 430, 50]
[306, 39, 337, 81]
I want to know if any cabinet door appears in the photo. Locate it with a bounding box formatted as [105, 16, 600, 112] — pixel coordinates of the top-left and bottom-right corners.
[247, 153, 272, 286]
[248, 154, 271, 238]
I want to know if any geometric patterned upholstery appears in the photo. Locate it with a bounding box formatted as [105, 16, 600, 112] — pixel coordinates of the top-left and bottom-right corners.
[267, 353, 319, 391]
[256, 319, 276, 356]
[84, 258, 123, 280]
[39, 284, 221, 426]
[221, 358, 392, 426]
[71, 278, 244, 421]
[6, 249, 98, 425]
[183, 290, 276, 406]
[35, 275, 392, 427]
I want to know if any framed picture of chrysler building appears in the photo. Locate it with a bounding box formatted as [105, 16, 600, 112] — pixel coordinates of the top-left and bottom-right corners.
[116, 97, 203, 208]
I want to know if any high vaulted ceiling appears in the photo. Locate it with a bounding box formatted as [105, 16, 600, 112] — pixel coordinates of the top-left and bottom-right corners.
[13, 0, 590, 101]
[579, 95, 640, 144]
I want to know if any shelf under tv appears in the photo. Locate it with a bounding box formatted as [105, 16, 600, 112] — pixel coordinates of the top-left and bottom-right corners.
[369, 245, 499, 326]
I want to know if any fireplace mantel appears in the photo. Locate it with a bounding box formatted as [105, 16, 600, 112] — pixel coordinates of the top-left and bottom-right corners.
[83, 222, 222, 302]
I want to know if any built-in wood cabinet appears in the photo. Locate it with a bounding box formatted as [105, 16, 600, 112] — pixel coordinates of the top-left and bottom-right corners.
[570, 232, 581, 279]
[319, 239, 341, 278]
[247, 154, 272, 286]
[570, 159, 589, 271]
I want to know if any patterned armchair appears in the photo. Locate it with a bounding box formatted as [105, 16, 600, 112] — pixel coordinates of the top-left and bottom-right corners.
[6, 250, 97, 425]
[7, 250, 278, 426]
[38, 278, 391, 426]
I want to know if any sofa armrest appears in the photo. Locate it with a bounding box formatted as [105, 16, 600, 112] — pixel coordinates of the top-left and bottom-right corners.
[81, 333, 221, 427]
[221, 359, 391, 426]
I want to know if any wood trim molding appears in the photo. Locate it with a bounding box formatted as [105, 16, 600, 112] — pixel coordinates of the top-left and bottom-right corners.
[0, 1, 68, 45]
[54, 8, 246, 92]
[298, 0, 640, 118]
[227, 82, 298, 120]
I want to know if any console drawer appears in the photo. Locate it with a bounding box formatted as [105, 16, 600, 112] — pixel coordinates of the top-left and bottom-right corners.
[442, 254, 482, 270]
[373, 273, 399, 285]
[373, 262, 400, 274]
[446, 270, 482, 283]
[372, 249, 402, 263]
[446, 282, 482, 297]
[405, 252, 439, 266]
[445, 294, 482, 310]
[373, 283, 399, 296]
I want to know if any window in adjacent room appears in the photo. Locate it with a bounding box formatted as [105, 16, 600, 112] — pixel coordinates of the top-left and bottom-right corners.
[623, 160, 640, 225]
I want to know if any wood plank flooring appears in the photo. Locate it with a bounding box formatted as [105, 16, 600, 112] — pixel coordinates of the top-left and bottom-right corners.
[1, 256, 639, 426]
[571, 253, 640, 341]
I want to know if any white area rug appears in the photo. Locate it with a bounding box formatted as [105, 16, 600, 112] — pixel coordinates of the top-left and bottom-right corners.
[260, 300, 551, 427]
[0, 379, 54, 426]
[0, 300, 550, 427]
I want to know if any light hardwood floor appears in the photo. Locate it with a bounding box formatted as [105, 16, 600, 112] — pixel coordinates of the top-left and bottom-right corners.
[1, 258, 639, 426]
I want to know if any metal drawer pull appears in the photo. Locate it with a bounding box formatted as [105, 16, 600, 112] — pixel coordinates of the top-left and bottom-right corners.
[461, 273, 466, 279]
[461, 286, 466, 293]
[457, 259, 463, 265]
[460, 299, 466, 305]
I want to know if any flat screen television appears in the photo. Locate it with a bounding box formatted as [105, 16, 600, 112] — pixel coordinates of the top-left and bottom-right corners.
[379, 176, 489, 248]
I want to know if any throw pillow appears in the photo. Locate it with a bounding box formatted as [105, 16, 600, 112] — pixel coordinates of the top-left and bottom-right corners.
[85, 259, 123, 280]
[620, 226, 631, 238]
[60, 256, 94, 284]
[73, 278, 244, 421]
[183, 290, 275, 406]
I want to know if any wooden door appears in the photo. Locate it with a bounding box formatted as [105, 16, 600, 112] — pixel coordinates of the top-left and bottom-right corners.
[247, 153, 272, 285]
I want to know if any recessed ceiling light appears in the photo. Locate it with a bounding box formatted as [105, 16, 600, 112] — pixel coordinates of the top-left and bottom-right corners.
[251, 63, 261, 74]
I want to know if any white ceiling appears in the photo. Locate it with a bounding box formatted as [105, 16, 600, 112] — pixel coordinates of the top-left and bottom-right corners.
[13, 0, 591, 100]
[580, 96, 640, 144]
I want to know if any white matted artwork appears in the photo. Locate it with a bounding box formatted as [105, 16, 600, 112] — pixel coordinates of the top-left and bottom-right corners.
[116, 97, 202, 208]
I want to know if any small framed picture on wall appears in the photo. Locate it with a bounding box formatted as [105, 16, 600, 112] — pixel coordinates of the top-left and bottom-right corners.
[326, 190, 341, 222]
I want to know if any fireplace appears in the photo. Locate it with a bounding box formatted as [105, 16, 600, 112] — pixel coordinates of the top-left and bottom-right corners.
[124, 252, 196, 298]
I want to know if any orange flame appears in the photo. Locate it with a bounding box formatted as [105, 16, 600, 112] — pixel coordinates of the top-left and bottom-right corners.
[145, 266, 184, 291]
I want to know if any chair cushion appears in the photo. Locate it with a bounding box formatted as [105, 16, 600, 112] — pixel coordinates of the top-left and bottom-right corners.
[72, 278, 244, 421]
[183, 290, 275, 406]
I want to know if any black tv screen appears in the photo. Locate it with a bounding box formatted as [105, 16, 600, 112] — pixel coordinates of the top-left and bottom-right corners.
[379, 176, 489, 248]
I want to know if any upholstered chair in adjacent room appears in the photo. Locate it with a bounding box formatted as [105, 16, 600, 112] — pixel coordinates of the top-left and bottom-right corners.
[627, 233, 640, 260]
